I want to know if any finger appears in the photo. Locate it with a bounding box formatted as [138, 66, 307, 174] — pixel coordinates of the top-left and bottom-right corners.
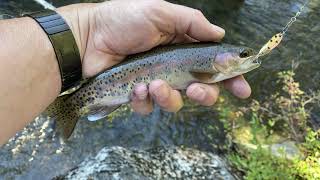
[130, 83, 153, 115]
[149, 80, 183, 112]
[186, 83, 220, 106]
[168, 3, 225, 42]
[223, 75, 251, 99]
[160, 34, 198, 45]
[171, 34, 198, 44]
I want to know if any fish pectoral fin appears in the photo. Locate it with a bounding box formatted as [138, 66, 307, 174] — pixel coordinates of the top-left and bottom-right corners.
[190, 72, 216, 83]
[87, 105, 121, 122]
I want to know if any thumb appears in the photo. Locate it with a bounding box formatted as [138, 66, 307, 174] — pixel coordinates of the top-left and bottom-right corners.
[168, 3, 225, 42]
[82, 50, 124, 78]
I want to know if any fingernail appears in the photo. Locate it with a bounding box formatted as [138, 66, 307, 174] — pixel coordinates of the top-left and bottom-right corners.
[212, 24, 225, 37]
[152, 84, 170, 102]
[231, 77, 251, 99]
[238, 80, 251, 99]
[190, 86, 206, 102]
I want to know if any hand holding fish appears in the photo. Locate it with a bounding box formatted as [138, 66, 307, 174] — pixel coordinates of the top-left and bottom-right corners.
[0, 0, 252, 144]
[57, 0, 252, 114]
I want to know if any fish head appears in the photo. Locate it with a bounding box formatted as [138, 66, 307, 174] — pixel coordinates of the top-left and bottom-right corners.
[213, 45, 260, 76]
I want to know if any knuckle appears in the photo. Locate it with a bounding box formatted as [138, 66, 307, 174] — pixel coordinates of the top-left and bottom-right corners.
[142, 0, 164, 11]
[150, 83, 171, 103]
[193, 9, 204, 18]
[134, 84, 148, 100]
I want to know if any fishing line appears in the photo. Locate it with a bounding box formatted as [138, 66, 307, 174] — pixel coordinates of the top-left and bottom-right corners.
[256, 0, 310, 58]
[281, 0, 309, 35]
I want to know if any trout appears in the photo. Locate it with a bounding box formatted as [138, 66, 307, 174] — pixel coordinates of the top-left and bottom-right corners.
[47, 43, 260, 139]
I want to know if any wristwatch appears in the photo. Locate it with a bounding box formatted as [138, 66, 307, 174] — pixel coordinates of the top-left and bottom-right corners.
[25, 9, 82, 93]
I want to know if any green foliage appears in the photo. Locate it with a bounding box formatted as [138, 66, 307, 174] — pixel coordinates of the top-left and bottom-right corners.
[217, 70, 320, 179]
[228, 147, 295, 180]
[228, 128, 320, 180]
[241, 70, 320, 141]
[293, 129, 320, 179]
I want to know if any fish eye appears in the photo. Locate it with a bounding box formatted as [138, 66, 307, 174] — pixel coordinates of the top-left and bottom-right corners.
[240, 49, 254, 58]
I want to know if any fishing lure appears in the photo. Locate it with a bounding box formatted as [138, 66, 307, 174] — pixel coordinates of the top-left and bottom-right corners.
[257, 33, 283, 57]
[257, 0, 309, 57]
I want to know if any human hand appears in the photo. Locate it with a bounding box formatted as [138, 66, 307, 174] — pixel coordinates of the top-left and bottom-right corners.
[57, 0, 251, 114]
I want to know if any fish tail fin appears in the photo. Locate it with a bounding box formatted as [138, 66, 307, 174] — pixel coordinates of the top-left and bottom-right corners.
[45, 95, 80, 140]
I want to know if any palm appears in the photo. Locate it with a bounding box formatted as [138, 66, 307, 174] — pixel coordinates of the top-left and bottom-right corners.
[88, 1, 179, 60]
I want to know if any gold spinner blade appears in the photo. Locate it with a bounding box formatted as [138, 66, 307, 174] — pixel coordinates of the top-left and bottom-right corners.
[258, 33, 283, 57]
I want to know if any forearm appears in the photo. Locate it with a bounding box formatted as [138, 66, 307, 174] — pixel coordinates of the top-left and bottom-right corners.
[0, 17, 61, 145]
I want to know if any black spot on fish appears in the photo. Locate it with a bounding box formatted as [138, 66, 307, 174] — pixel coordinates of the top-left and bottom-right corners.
[268, 47, 271, 50]
[276, 41, 278, 43]
[270, 40, 273, 42]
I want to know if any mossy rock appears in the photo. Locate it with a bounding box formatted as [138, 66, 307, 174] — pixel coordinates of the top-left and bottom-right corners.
[232, 125, 303, 160]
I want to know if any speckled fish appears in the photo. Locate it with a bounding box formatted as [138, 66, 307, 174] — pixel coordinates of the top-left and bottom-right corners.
[46, 43, 260, 139]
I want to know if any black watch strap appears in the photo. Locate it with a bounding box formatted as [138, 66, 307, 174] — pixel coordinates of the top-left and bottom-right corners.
[25, 10, 82, 93]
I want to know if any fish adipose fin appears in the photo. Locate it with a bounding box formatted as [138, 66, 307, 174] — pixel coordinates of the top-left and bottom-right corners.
[44, 95, 79, 140]
[87, 105, 121, 121]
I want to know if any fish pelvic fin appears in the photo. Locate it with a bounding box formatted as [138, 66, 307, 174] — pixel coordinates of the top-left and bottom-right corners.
[190, 72, 216, 83]
[44, 95, 80, 140]
[87, 105, 121, 122]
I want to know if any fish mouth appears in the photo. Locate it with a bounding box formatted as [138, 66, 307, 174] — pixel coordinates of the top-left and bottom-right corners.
[213, 47, 260, 74]
[236, 48, 261, 73]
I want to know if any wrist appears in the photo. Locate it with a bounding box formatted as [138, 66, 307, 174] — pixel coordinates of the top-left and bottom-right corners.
[56, 3, 95, 61]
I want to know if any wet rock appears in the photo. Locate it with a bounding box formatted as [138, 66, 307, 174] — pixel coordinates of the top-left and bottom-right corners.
[57, 146, 235, 180]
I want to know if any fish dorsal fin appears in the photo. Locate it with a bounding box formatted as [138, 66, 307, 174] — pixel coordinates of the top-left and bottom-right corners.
[190, 72, 216, 83]
[87, 105, 121, 121]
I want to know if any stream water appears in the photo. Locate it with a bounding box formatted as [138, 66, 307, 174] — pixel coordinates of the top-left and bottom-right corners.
[0, 0, 319, 179]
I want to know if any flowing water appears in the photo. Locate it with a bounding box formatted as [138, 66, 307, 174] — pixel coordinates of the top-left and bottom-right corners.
[0, 0, 319, 179]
